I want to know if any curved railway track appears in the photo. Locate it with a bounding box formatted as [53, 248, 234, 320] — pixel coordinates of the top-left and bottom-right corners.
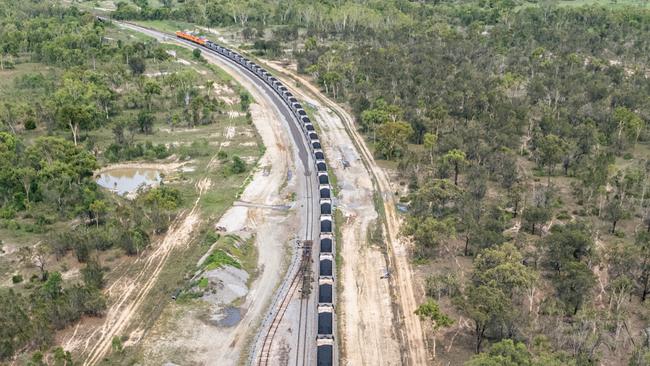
[257, 173, 314, 366]
[105, 19, 333, 366]
[257, 267, 302, 366]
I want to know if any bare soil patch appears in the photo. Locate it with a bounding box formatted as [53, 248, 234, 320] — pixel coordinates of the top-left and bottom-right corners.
[137, 49, 300, 365]
[264, 61, 428, 365]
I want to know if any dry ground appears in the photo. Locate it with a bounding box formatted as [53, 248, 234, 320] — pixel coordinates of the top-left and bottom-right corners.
[133, 42, 303, 365]
[51, 26, 283, 365]
[61, 177, 208, 365]
[138, 100, 298, 364]
[263, 60, 427, 365]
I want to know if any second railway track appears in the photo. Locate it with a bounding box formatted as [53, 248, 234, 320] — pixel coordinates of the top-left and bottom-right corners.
[259, 172, 315, 366]
[109, 19, 336, 366]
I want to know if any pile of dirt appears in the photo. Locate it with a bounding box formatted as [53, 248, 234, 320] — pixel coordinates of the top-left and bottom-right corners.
[201, 266, 249, 307]
[133, 41, 301, 365]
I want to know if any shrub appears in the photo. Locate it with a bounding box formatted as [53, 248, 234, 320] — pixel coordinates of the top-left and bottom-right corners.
[204, 249, 240, 270]
[74, 242, 90, 263]
[12, 274, 23, 284]
[24, 118, 37, 130]
[105, 142, 170, 162]
[0, 207, 16, 219]
[5, 220, 20, 231]
[202, 230, 220, 246]
[192, 48, 202, 60]
[556, 211, 571, 220]
[239, 92, 251, 111]
[34, 213, 54, 226]
[229, 156, 247, 174]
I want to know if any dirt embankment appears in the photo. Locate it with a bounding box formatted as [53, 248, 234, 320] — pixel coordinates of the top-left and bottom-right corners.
[60, 25, 299, 365]
[137, 50, 301, 365]
[265, 60, 428, 365]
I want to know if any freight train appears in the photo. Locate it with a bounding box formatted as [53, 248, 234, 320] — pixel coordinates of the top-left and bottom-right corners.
[175, 31, 335, 366]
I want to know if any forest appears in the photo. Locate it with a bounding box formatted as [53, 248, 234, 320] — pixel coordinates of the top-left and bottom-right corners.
[302, 5, 650, 364]
[0, 1, 258, 363]
[2, 0, 650, 364]
[108, 0, 650, 364]
[298, 4, 650, 365]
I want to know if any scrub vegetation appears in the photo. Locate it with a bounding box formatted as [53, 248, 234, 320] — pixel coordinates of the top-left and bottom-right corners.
[3, 0, 650, 363]
[0, 1, 260, 363]
[112, 0, 650, 364]
[204, 249, 241, 270]
[200, 234, 257, 273]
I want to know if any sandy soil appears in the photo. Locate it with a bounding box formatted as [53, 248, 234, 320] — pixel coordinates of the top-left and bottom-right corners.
[62, 183, 206, 365]
[264, 60, 428, 365]
[58, 23, 299, 366]
[202, 266, 250, 307]
[137, 47, 301, 364]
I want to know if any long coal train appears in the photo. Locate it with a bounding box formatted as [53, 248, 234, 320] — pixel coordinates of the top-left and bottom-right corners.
[175, 31, 336, 366]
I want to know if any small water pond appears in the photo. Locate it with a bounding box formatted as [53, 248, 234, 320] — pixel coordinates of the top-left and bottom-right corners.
[96, 168, 162, 195]
[218, 306, 242, 327]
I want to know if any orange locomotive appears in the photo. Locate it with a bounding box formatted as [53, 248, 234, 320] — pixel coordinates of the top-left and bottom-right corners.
[175, 31, 206, 45]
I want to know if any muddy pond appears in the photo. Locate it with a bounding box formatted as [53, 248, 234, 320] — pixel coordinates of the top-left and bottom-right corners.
[96, 168, 162, 195]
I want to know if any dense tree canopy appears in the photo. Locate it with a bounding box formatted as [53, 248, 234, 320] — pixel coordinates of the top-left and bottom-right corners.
[3, 0, 650, 363]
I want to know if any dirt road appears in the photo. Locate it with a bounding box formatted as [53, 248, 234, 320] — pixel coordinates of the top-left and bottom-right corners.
[130, 33, 307, 364]
[317, 105, 401, 365]
[140, 100, 299, 365]
[63, 180, 207, 365]
[264, 61, 429, 365]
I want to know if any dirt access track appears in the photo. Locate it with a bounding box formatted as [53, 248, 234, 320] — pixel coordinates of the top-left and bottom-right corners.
[61, 23, 305, 365]
[136, 52, 304, 365]
[62, 179, 207, 365]
[261, 59, 429, 365]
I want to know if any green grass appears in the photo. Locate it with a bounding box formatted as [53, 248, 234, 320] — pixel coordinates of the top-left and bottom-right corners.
[199, 234, 258, 278]
[204, 249, 241, 270]
[199, 184, 239, 212]
[132, 19, 198, 34]
[197, 277, 209, 288]
[225, 235, 258, 276]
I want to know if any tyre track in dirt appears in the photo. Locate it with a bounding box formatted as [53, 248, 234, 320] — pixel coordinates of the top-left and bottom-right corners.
[262, 61, 429, 366]
[64, 181, 207, 365]
[62, 23, 301, 365]
[112, 22, 313, 366]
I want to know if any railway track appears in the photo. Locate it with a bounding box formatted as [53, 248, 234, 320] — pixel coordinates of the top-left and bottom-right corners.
[257, 247, 313, 366]
[295, 173, 315, 366]
[257, 264, 302, 366]
[108, 19, 327, 366]
[258, 173, 314, 366]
